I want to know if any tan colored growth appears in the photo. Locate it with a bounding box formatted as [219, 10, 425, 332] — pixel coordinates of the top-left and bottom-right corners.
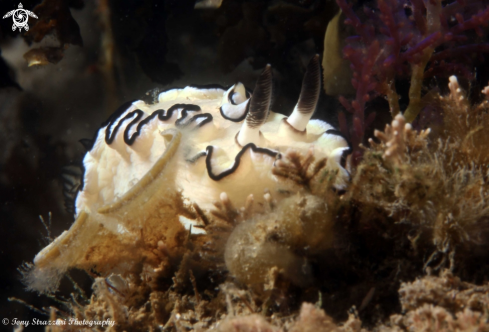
[369, 114, 430, 166]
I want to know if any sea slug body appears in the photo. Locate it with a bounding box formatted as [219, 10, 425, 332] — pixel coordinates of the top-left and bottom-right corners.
[29, 55, 351, 292]
[77, 56, 350, 214]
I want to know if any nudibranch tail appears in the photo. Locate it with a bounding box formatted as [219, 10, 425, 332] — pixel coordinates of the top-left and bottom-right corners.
[237, 64, 272, 146]
[33, 211, 89, 267]
[287, 54, 321, 132]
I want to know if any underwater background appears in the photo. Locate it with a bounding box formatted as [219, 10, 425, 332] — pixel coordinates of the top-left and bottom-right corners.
[1, 0, 489, 331]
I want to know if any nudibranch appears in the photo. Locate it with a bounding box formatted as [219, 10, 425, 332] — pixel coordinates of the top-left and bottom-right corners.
[28, 55, 351, 292]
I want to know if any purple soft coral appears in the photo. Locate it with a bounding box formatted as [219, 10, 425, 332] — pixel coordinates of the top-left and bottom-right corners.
[336, 0, 489, 162]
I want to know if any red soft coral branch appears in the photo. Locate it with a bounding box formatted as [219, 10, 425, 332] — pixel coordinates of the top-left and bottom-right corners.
[340, 40, 381, 154]
[430, 44, 489, 62]
[336, 0, 371, 41]
[402, 32, 442, 61]
[411, 0, 427, 34]
[451, 8, 489, 34]
[336, 0, 489, 163]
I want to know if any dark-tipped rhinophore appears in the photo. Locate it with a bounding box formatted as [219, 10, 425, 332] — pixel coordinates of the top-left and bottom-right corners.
[237, 65, 273, 145]
[246, 64, 272, 129]
[287, 55, 321, 131]
[298, 54, 320, 115]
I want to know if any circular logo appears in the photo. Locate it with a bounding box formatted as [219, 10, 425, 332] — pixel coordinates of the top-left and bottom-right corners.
[2, 3, 38, 32]
[14, 10, 28, 26]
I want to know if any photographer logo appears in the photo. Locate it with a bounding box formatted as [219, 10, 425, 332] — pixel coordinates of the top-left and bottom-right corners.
[3, 3, 37, 32]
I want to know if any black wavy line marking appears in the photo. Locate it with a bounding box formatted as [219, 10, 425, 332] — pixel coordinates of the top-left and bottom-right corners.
[228, 86, 244, 105]
[205, 143, 279, 181]
[89, 100, 135, 148]
[124, 104, 201, 145]
[73, 96, 219, 209]
[123, 110, 146, 145]
[74, 103, 201, 208]
[219, 101, 249, 122]
[101, 100, 136, 130]
[170, 103, 201, 116]
[325, 129, 352, 168]
[106, 110, 143, 144]
[105, 103, 201, 146]
[230, 91, 238, 105]
[219, 84, 252, 122]
[124, 109, 164, 145]
[177, 113, 213, 128]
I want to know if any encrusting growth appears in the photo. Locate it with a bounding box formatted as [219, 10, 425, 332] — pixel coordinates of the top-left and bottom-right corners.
[347, 76, 489, 271]
[369, 114, 430, 165]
